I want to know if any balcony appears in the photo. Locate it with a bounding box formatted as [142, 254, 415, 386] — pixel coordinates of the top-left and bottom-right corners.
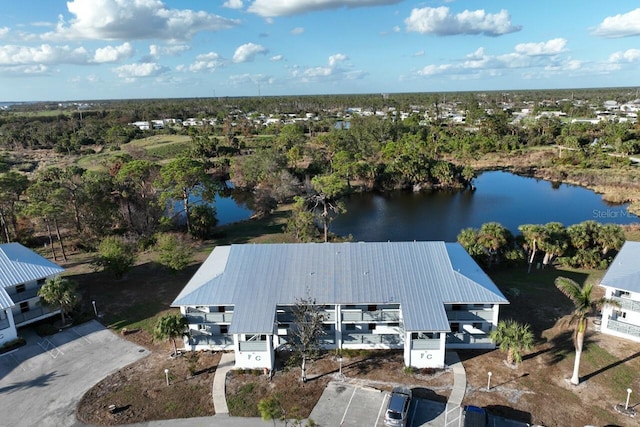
[186, 312, 233, 324]
[445, 309, 494, 322]
[276, 309, 336, 324]
[12, 306, 56, 325]
[610, 296, 640, 313]
[446, 332, 493, 345]
[342, 309, 400, 322]
[189, 332, 233, 347]
[7, 288, 40, 303]
[238, 340, 268, 352]
[606, 318, 640, 339]
[0, 317, 10, 330]
[342, 333, 403, 346]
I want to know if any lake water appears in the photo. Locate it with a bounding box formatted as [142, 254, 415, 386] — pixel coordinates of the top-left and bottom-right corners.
[329, 171, 639, 242]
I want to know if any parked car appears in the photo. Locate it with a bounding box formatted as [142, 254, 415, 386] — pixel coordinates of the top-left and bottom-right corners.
[463, 405, 488, 427]
[384, 386, 412, 426]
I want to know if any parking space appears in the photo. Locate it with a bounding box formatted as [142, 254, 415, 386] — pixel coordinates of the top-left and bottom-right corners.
[0, 320, 149, 427]
[309, 381, 447, 427]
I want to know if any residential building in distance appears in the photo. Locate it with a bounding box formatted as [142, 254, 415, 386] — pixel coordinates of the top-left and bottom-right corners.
[171, 241, 508, 370]
[0, 243, 65, 346]
[599, 241, 640, 342]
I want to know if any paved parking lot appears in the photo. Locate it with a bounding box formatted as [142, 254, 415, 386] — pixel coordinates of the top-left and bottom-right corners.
[0, 320, 149, 427]
[309, 381, 447, 427]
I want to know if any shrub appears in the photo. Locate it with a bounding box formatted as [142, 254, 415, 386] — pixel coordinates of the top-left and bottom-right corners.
[156, 233, 193, 271]
[93, 236, 137, 278]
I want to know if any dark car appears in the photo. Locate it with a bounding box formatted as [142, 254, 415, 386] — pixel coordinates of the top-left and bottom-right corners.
[463, 405, 488, 427]
[384, 386, 412, 427]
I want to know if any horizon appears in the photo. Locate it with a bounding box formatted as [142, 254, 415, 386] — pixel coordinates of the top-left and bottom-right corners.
[1, 1, 639, 103]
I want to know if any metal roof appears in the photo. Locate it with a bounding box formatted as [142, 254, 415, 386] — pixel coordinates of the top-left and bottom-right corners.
[0, 242, 65, 310]
[600, 241, 640, 293]
[172, 241, 508, 334]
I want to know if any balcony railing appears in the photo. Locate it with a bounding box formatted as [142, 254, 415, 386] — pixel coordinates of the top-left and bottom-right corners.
[342, 309, 400, 322]
[189, 332, 233, 347]
[445, 309, 494, 322]
[342, 333, 403, 346]
[186, 312, 233, 324]
[276, 310, 336, 324]
[12, 306, 56, 325]
[610, 296, 640, 313]
[7, 288, 40, 303]
[412, 338, 441, 350]
[238, 341, 268, 352]
[606, 318, 640, 338]
[446, 332, 493, 345]
[0, 317, 10, 330]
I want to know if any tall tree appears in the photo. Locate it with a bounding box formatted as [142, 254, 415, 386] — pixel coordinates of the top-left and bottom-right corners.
[489, 319, 535, 366]
[38, 277, 79, 325]
[539, 222, 569, 268]
[310, 174, 347, 242]
[519, 224, 548, 273]
[285, 196, 317, 242]
[0, 171, 28, 243]
[157, 156, 218, 234]
[554, 277, 619, 385]
[153, 312, 188, 357]
[477, 222, 512, 267]
[291, 296, 325, 382]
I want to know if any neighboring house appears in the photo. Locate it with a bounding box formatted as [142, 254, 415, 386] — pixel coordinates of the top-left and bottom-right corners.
[600, 241, 640, 343]
[0, 243, 65, 346]
[171, 241, 508, 370]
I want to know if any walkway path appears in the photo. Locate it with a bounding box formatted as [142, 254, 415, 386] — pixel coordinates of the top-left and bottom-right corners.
[427, 352, 466, 426]
[212, 352, 234, 415]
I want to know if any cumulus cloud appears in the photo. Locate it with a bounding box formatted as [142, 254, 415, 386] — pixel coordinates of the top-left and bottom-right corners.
[93, 42, 134, 63]
[609, 49, 640, 63]
[0, 64, 50, 77]
[291, 27, 305, 35]
[514, 38, 567, 56]
[248, 0, 401, 18]
[592, 8, 640, 38]
[0, 27, 9, 38]
[405, 7, 521, 36]
[183, 52, 222, 72]
[148, 44, 190, 59]
[114, 62, 168, 81]
[270, 54, 283, 61]
[233, 43, 267, 63]
[328, 53, 347, 67]
[223, 0, 243, 9]
[412, 50, 425, 57]
[292, 53, 365, 82]
[0, 44, 89, 65]
[416, 64, 452, 76]
[43, 0, 240, 41]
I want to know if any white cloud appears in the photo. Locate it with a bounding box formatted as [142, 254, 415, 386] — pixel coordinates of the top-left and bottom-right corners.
[514, 38, 567, 56]
[270, 55, 283, 61]
[412, 50, 425, 57]
[291, 27, 305, 35]
[43, 0, 239, 41]
[609, 49, 640, 63]
[328, 53, 347, 67]
[114, 62, 167, 81]
[292, 53, 365, 82]
[393, 26, 401, 33]
[0, 27, 9, 38]
[223, 0, 243, 9]
[248, 0, 401, 18]
[184, 52, 222, 72]
[405, 7, 521, 36]
[592, 8, 640, 38]
[0, 44, 90, 65]
[233, 43, 267, 63]
[0, 64, 50, 76]
[93, 42, 133, 63]
[416, 64, 452, 76]
[148, 44, 190, 59]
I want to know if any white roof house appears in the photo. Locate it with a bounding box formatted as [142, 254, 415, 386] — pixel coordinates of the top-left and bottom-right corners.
[172, 241, 508, 369]
[0, 243, 65, 345]
[600, 241, 640, 342]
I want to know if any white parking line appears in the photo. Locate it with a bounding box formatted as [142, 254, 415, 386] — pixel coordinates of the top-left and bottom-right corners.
[375, 393, 389, 427]
[38, 338, 64, 359]
[71, 327, 92, 344]
[340, 386, 358, 426]
[9, 352, 26, 371]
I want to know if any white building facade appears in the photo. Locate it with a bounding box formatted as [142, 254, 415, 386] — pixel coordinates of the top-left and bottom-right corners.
[600, 241, 640, 342]
[0, 243, 65, 346]
[172, 242, 508, 370]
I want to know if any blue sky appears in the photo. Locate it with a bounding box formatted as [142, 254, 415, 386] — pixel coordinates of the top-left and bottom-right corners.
[1, 0, 639, 102]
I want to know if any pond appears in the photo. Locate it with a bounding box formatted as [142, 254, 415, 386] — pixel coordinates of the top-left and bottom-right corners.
[329, 171, 639, 242]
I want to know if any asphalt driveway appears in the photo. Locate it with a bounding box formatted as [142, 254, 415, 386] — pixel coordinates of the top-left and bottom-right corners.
[0, 320, 149, 427]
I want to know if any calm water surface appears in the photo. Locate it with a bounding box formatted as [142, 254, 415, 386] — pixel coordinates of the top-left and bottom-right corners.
[330, 171, 639, 242]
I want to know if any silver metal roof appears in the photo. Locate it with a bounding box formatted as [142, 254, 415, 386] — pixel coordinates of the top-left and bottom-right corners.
[0, 243, 65, 309]
[172, 241, 508, 334]
[600, 241, 640, 293]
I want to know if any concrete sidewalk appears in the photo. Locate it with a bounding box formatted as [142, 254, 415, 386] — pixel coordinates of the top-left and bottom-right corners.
[427, 352, 466, 426]
[211, 351, 234, 415]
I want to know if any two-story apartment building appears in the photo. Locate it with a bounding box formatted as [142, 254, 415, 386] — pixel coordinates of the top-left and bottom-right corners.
[600, 241, 640, 342]
[0, 243, 65, 346]
[171, 241, 508, 370]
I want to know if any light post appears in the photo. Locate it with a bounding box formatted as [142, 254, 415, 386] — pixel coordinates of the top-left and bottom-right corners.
[625, 388, 632, 410]
[164, 368, 170, 386]
[92, 300, 97, 316]
[338, 356, 343, 378]
[487, 371, 492, 391]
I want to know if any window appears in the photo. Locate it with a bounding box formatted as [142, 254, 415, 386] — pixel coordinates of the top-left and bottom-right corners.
[16, 284, 26, 293]
[618, 311, 627, 319]
[450, 323, 460, 333]
[619, 291, 631, 298]
[218, 306, 226, 312]
[37, 278, 46, 286]
[220, 326, 228, 334]
[322, 324, 333, 331]
[367, 305, 377, 311]
[197, 324, 207, 331]
[472, 323, 483, 329]
[451, 304, 463, 311]
[368, 323, 376, 331]
[20, 302, 29, 313]
[345, 324, 356, 331]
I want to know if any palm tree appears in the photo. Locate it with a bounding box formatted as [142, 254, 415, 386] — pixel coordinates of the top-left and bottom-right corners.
[38, 277, 79, 326]
[554, 277, 619, 385]
[518, 224, 548, 273]
[489, 319, 535, 366]
[153, 312, 188, 357]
